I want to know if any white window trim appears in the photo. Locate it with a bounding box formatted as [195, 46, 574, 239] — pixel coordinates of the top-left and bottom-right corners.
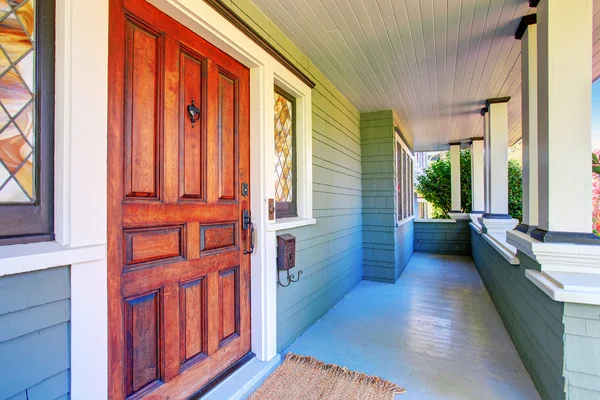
[268, 74, 315, 231]
[395, 131, 415, 224]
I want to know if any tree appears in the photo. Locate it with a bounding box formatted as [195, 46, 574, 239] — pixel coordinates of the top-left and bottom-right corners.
[416, 150, 523, 221]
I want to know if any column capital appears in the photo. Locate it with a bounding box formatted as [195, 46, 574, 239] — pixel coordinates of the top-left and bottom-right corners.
[448, 141, 462, 147]
[469, 137, 484, 143]
[515, 14, 537, 40]
[486, 97, 511, 107]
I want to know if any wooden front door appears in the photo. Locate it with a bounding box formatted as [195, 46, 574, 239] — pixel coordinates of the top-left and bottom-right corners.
[107, 0, 251, 398]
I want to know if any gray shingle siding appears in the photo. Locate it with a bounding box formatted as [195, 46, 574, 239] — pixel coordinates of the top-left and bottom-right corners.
[361, 111, 413, 283]
[414, 219, 470, 255]
[563, 304, 600, 399]
[470, 228, 565, 400]
[0, 266, 71, 400]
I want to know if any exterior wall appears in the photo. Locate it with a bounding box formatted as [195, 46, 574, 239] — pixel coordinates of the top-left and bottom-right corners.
[414, 219, 471, 255]
[563, 303, 600, 399]
[0, 267, 71, 400]
[361, 111, 414, 283]
[219, 0, 363, 351]
[362, 111, 396, 282]
[394, 220, 414, 280]
[471, 228, 565, 400]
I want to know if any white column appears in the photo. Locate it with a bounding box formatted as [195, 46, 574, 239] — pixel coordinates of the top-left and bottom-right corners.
[488, 100, 510, 216]
[480, 98, 518, 240]
[449, 143, 461, 213]
[533, 0, 598, 243]
[470, 138, 485, 214]
[517, 16, 539, 233]
[482, 109, 491, 214]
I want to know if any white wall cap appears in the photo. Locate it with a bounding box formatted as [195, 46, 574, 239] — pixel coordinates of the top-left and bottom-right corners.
[526, 269, 600, 305]
[507, 230, 600, 274]
[482, 233, 520, 265]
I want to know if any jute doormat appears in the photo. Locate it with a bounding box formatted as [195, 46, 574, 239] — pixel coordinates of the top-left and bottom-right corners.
[249, 353, 406, 400]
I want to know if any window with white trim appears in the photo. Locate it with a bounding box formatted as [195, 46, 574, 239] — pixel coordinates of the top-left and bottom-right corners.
[274, 85, 296, 219]
[396, 130, 414, 221]
[267, 75, 314, 230]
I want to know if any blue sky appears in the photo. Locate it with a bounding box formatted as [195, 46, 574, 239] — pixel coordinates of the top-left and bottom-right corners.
[593, 81, 600, 149]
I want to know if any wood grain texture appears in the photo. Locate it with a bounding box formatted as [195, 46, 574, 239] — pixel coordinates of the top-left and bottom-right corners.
[180, 49, 206, 200]
[179, 277, 207, 366]
[219, 267, 239, 344]
[123, 17, 161, 198]
[218, 72, 236, 201]
[125, 226, 184, 268]
[108, 0, 251, 398]
[124, 291, 162, 396]
[201, 223, 237, 253]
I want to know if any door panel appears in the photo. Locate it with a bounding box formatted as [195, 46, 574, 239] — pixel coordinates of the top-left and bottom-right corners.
[108, 0, 251, 398]
[219, 266, 239, 344]
[179, 277, 207, 366]
[123, 18, 162, 200]
[124, 291, 163, 396]
[179, 49, 205, 200]
[217, 72, 237, 201]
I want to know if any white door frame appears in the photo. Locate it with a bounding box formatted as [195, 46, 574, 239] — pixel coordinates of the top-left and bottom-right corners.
[55, 0, 313, 398]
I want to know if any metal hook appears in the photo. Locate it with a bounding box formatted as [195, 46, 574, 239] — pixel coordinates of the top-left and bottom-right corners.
[277, 268, 303, 287]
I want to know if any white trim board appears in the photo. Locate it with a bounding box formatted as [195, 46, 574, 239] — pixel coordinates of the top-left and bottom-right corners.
[0, 243, 105, 277]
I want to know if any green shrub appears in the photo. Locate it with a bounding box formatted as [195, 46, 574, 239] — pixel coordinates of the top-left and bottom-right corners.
[416, 150, 522, 221]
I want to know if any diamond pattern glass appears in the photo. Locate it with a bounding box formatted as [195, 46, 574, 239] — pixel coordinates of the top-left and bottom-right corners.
[0, 0, 35, 203]
[274, 91, 293, 202]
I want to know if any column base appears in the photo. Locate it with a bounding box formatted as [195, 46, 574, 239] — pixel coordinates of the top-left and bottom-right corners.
[469, 212, 484, 225]
[515, 224, 537, 234]
[448, 211, 470, 220]
[479, 216, 519, 239]
[530, 229, 600, 245]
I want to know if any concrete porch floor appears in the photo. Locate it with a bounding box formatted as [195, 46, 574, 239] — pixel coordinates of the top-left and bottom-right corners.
[284, 253, 541, 399]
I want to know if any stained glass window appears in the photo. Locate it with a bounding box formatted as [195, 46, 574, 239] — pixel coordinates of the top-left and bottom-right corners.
[274, 87, 296, 218]
[0, 0, 35, 203]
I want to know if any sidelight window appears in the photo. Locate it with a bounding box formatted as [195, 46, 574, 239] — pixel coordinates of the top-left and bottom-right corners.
[274, 86, 297, 219]
[0, 0, 54, 244]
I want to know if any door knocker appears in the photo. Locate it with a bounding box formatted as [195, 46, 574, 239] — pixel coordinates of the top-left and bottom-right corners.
[187, 98, 201, 128]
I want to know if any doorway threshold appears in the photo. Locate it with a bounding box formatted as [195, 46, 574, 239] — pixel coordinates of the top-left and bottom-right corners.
[194, 353, 282, 400]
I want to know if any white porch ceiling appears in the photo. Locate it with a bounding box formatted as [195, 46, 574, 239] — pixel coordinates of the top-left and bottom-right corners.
[252, 0, 600, 151]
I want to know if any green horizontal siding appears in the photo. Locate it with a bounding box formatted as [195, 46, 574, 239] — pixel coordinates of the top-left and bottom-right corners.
[221, 0, 363, 351]
[0, 266, 71, 400]
[361, 111, 413, 283]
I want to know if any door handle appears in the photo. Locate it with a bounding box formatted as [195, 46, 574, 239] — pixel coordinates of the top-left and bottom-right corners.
[242, 209, 255, 255]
